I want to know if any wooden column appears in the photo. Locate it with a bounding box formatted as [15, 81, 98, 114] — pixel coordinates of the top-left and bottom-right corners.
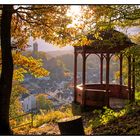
[82, 51, 86, 106]
[106, 54, 110, 87]
[120, 53, 123, 96]
[74, 48, 77, 103]
[82, 53, 86, 86]
[106, 53, 110, 107]
[132, 56, 135, 101]
[120, 54, 123, 86]
[100, 53, 103, 84]
[128, 55, 132, 100]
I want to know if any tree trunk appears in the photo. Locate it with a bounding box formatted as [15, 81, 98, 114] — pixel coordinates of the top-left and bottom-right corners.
[57, 116, 85, 135]
[0, 5, 13, 135]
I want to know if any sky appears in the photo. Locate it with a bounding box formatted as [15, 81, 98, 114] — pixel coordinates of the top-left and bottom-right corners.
[117, 26, 140, 35]
[28, 38, 73, 52]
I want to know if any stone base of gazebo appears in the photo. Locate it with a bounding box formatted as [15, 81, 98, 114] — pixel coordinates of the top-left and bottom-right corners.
[72, 83, 133, 113]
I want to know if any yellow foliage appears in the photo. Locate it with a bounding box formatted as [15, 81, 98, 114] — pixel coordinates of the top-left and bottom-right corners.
[74, 36, 93, 46]
[11, 5, 75, 48]
[33, 108, 73, 127]
[13, 68, 27, 81]
[13, 52, 49, 81]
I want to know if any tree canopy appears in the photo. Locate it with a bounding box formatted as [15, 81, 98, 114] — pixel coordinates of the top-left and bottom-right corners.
[11, 5, 77, 49]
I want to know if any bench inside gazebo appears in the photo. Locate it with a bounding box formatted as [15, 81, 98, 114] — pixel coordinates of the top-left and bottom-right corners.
[73, 29, 136, 111]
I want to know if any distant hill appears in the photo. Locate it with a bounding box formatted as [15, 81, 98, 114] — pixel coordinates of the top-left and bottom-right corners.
[46, 50, 73, 58]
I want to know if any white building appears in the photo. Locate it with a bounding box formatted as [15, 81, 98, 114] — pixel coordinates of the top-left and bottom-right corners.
[21, 95, 37, 113]
[40, 76, 50, 80]
[65, 96, 73, 103]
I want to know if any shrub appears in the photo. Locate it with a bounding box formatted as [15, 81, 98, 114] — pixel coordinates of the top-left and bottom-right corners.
[33, 107, 73, 127]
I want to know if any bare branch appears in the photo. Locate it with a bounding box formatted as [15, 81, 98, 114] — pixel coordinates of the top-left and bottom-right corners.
[16, 11, 57, 34]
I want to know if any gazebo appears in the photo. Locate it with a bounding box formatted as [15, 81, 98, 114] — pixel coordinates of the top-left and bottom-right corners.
[73, 29, 135, 110]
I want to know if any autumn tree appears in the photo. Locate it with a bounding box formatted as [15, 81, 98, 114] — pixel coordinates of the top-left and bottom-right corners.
[81, 5, 140, 31]
[9, 51, 49, 118]
[36, 94, 53, 111]
[0, 5, 75, 135]
[9, 82, 28, 118]
[80, 5, 140, 87]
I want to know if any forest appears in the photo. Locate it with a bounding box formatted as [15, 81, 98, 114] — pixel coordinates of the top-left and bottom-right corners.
[0, 5, 140, 136]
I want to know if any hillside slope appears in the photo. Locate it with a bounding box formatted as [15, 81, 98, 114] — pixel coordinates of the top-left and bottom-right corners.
[92, 106, 140, 135]
[14, 102, 140, 135]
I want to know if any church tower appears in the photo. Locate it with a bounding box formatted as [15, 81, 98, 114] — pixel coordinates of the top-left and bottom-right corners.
[33, 42, 38, 53]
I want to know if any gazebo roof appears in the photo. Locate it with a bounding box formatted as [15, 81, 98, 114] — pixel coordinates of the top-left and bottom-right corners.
[74, 29, 135, 53]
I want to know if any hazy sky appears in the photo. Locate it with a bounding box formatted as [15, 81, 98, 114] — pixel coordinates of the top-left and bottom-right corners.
[117, 26, 140, 35]
[28, 37, 74, 52]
